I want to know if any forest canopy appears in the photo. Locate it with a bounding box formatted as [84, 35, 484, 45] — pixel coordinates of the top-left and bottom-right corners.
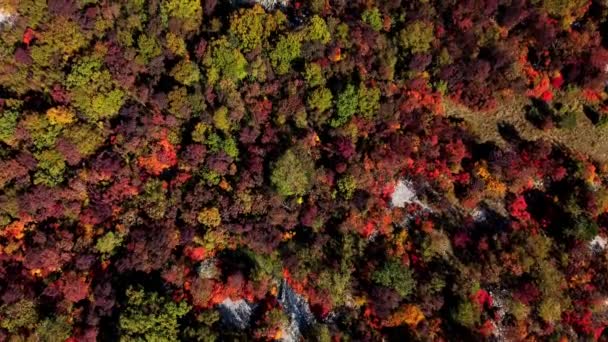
[2, 0, 608, 341]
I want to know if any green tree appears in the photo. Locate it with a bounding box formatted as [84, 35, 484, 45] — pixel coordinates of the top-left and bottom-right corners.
[171, 60, 201, 86]
[23, 114, 62, 150]
[271, 148, 315, 197]
[331, 84, 358, 127]
[213, 106, 231, 132]
[372, 259, 416, 297]
[119, 286, 191, 342]
[362, 8, 383, 31]
[337, 175, 357, 200]
[197, 207, 222, 228]
[160, 0, 203, 32]
[399, 21, 434, 53]
[96, 231, 124, 255]
[66, 56, 126, 121]
[452, 299, 480, 328]
[543, 0, 587, 18]
[0, 110, 18, 144]
[203, 38, 248, 84]
[229, 5, 281, 52]
[63, 124, 107, 157]
[306, 16, 331, 44]
[140, 179, 171, 220]
[35, 316, 72, 342]
[307, 87, 333, 113]
[0, 299, 38, 333]
[538, 297, 562, 323]
[34, 149, 66, 187]
[304, 63, 325, 88]
[270, 34, 302, 75]
[166, 32, 187, 56]
[358, 85, 380, 119]
[136, 34, 162, 65]
[222, 136, 239, 159]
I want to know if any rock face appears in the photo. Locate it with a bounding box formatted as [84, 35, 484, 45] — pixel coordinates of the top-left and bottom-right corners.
[391, 179, 430, 210]
[218, 298, 255, 330]
[277, 280, 316, 342]
[590, 235, 608, 252]
[217, 280, 315, 338]
[0, 8, 15, 27]
[197, 258, 219, 279]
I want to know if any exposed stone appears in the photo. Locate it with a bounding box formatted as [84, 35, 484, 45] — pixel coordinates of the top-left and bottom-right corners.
[277, 280, 315, 341]
[218, 298, 255, 330]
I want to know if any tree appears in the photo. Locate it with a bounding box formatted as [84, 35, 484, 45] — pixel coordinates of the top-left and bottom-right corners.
[0, 109, 18, 144]
[170, 60, 201, 86]
[96, 231, 124, 255]
[372, 259, 416, 297]
[160, 0, 203, 32]
[66, 56, 125, 121]
[0, 299, 38, 333]
[34, 316, 72, 342]
[362, 8, 383, 32]
[270, 33, 302, 75]
[331, 84, 358, 127]
[119, 286, 191, 341]
[34, 149, 66, 186]
[229, 5, 282, 52]
[304, 63, 325, 88]
[358, 85, 380, 119]
[197, 207, 222, 228]
[452, 299, 480, 328]
[136, 34, 162, 65]
[337, 175, 357, 200]
[271, 148, 315, 197]
[306, 16, 331, 44]
[307, 87, 333, 113]
[203, 38, 248, 84]
[399, 21, 434, 53]
[46, 107, 75, 126]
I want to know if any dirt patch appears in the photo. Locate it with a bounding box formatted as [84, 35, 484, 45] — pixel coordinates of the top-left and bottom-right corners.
[444, 96, 608, 163]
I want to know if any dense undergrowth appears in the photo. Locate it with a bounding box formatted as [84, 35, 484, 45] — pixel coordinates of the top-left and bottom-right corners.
[2, 0, 608, 341]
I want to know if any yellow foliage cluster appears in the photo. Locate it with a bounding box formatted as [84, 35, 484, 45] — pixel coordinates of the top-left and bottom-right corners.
[385, 304, 425, 327]
[197, 207, 221, 228]
[475, 163, 506, 198]
[46, 107, 75, 125]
